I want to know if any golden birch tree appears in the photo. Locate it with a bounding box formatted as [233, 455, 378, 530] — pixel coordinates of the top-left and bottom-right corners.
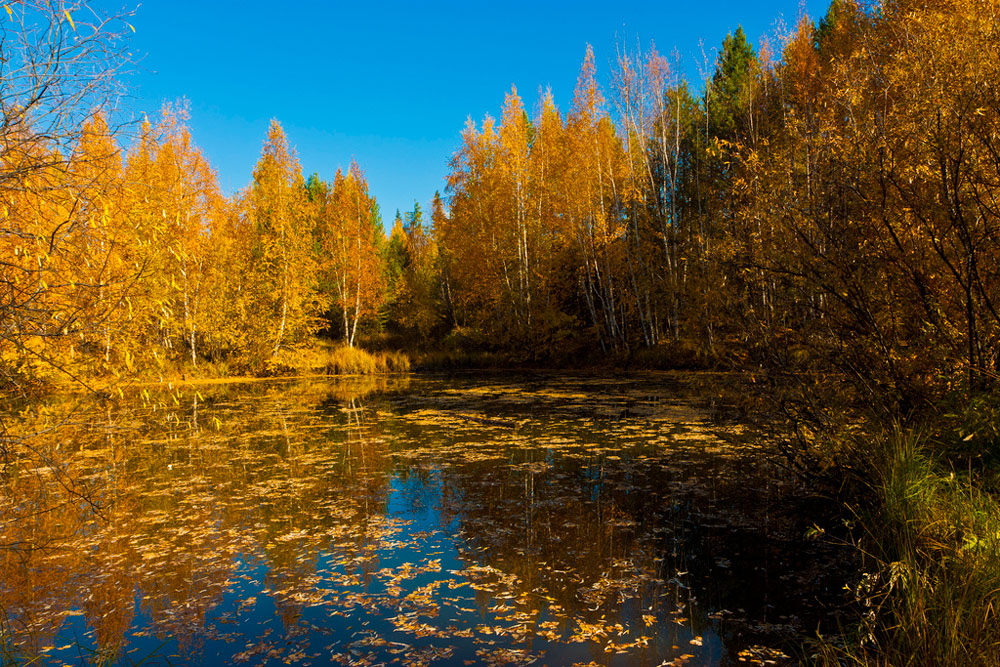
[244, 120, 317, 361]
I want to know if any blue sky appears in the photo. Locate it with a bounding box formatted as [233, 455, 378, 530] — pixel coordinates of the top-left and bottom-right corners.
[109, 0, 828, 223]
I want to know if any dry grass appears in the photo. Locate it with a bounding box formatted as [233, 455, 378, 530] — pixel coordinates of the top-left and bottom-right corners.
[269, 341, 410, 376]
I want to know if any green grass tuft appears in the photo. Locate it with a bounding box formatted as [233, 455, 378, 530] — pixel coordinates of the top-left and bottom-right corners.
[817, 427, 1000, 666]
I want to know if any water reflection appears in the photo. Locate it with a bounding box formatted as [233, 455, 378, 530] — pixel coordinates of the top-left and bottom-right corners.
[0, 373, 848, 666]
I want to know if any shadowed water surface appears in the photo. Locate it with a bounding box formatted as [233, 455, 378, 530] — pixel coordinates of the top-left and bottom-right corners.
[0, 373, 850, 666]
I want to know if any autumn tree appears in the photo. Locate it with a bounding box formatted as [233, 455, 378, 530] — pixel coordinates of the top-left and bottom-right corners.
[315, 164, 386, 347]
[393, 200, 442, 341]
[719, 0, 1000, 405]
[565, 46, 634, 352]
[242, 120, 317, 361]
[67, 115, 132, 370]
[200, 194, 251, 361]
[0, 1, 134, 386]
[442, 115, 505, 336]
[123, 105, 223, 367]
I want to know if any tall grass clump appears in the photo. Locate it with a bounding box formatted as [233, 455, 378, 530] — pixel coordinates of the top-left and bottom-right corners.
[324, 345, 410, 375]
[320, 345, 409, 375]
[265, 341, 410, 376]
[817, 428, 1000, 665]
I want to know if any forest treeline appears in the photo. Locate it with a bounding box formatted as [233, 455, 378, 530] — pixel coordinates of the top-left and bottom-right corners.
[5, 0, 1000, 409]
[1, 107, 399, 381]
[439, 0, 1000, 410]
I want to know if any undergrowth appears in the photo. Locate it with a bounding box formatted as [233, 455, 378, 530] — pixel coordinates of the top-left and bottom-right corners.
[815, 427, 1000, 666]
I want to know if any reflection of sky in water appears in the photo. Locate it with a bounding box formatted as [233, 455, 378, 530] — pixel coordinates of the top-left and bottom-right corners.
[4, 374, 847, 666]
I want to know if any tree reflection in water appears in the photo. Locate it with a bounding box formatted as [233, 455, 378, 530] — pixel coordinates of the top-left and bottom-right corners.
[0, 373, 850, 666]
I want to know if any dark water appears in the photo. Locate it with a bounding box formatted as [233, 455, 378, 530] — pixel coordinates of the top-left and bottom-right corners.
[0, 373, 850, 666]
